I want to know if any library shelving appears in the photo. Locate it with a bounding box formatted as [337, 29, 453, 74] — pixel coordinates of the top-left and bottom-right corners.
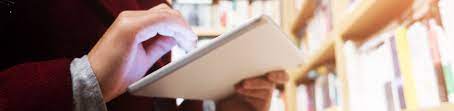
[403, 103, 454, 111]
[286, 0, 454, 111]
[293, 36, 335, 84]
[173, 0, 286, 38]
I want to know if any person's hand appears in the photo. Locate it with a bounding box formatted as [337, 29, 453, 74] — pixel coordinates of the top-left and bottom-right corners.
[216, 70, 289, 111]
[87, 4, 196, 102]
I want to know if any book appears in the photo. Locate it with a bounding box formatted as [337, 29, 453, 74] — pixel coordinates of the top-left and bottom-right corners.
[301, 0, 333, 55]
[406, 22, 441, 108]
[395, 23, 442, 109]
[394, 26, 418, 109]
[128, 15, 304, 101]
[269, 89, 286, 111]
[296, 85, 310, 111]
[385, 80, 403, 111]
[327, 73, 341, 106]
[342, 33, 398, 111]
[360, 36, 396, 111]
[427, 20, 449, 102]
[297, 74, 317, 111]
[342, 41, 362, 111]
[174, 0, 281, 31]
[173, 1, 213, 28]
[314, 74, 330, 111]
[389, 36, 407, 109]
[429, 19, 454, 103]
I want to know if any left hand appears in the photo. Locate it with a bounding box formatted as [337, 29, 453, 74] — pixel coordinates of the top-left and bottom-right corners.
[87, 4, 196, 102]
[216, 70, 289, 111]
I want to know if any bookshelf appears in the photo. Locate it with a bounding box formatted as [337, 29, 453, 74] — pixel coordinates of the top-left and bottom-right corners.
[174, 0, 289, 38]
[293, 36, 335, 84]
[290, 0, 316, 38]
[325, 106, 340, 111]
[291, 0, 413, 83]
[334, 0, 412, 43]
[286, 0, 454, 111]
[403, 103, 454, 111]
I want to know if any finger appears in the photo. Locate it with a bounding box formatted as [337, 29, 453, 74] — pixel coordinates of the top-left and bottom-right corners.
[239, 77, 275, 90]
[266, 70, 289, 84]
[136, 21, 197, 51]
[119, 9, 179, 19]
[236, 88, 272, 100]
[142, 35, 176, 56]
[134, 13, 193, 41]
[238, 94, 269, 111]
[134, 8, 197, 52]
[149, 3, 171, 11]
[149, 8, 182, 17]
[119, 10, 149, 18]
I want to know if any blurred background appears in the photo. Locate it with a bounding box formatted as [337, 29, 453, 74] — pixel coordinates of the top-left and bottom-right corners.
[169, 0, 454, 111]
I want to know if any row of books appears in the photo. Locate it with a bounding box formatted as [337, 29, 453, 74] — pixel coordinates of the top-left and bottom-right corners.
[344, 0, 454, 110]
[298, 0, 367, 53]
[296, 64, 341, 111]
[439, 0, 454, 105]
[172, 0, 281, 30]
[298, 19, 454, 111]
[295, 0, 454, 111]
[341, 17, 454, 111]
[299, 0, 333, 55]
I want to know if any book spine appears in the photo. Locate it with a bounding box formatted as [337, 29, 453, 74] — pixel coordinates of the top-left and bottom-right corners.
[431, 17, 454, 103]
[442, 64, 454, 103]
[427, 20, 449, 102]
[389, 36, 407, 109]
[394, 26, 419, 109]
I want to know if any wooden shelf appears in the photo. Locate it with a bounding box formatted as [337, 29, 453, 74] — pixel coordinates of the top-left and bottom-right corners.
[192, 27, 225, 37]
[325, 106, 340, 111]
[290, 0, 316, 38]
[403, 103, 454, 111]
[334, 0, 413, 42]
[293, 37, 335, 84]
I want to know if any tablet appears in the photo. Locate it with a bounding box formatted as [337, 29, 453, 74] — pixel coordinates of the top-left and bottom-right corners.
[128, 15, 304, 101]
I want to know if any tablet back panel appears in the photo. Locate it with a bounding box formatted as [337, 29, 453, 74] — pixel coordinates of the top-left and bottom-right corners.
[129, 16, 304, 100]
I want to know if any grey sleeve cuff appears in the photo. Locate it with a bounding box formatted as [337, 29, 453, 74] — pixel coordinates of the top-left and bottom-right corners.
[203, 100, 216, 111]
[70, 55, 108, 111]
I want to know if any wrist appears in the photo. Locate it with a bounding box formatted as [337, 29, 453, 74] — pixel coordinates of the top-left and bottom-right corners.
[87, 53, 124, 102]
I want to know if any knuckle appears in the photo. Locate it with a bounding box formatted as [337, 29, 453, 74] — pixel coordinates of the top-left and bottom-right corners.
[158, 3, 171, 8]
[175, 10, 183, 16]
[169, 9, 181, 16]
[156, 11, 172, 19]
[116, 12, 134, 25]
[116, 17, 131, 26]
[164, 5, 172, 9]
[243, 79, 256, 87]
[243, 80, 252, 86]
[118, 11, 133, 17]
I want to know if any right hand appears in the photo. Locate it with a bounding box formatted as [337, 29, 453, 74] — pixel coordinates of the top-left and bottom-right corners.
[87, 4, 196, 102]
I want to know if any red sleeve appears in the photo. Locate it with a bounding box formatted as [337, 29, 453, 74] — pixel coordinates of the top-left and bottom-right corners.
[0, 58, 73, 111]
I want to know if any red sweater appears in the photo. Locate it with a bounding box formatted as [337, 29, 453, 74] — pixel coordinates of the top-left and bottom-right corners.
[0, 0, 202, 111]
